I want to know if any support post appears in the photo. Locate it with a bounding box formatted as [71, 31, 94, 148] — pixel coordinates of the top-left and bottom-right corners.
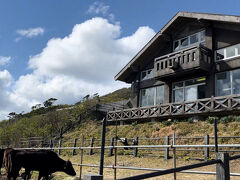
[165, 136, 170, 160]
[89, 137, 95, 155]
[216, 153, 230, 180]
[72, 138, 77, 156]
[134, 137, 138, 157]
[99, 118, 106, 176]
[109, 137, 114, 157]
[204, 134, 209, 161]
[214, 118, 218, 153]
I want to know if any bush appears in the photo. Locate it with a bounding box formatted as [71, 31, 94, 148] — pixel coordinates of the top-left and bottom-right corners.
[162, 119, 172, 126]
[207, 116, 218, 124]
[220, 116, 233, 124]
[173, 119, 179, 124]
[187, 117, 194, 123]
[131, 121, 137, 126]
[235, 116, 240, 122]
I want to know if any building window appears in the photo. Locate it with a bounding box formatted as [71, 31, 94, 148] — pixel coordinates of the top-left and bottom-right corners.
[140, 85, 164, 107]
[172, 77, 206, 102]
[141, 69, 154, 81]
[216, 69, 240, 96]
[173, 30, 205, 51]
[216, 43, 240, 61]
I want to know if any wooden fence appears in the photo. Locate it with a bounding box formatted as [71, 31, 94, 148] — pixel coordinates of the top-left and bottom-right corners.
[107, 94, 240, 121]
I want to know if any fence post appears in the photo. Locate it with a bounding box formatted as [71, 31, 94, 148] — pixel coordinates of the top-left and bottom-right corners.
[173, 133, 177, 180]
[58, 139, 62, 155]
[99, 118, 106, 176]
[79, 136, 84, 180]
[72, 138, 77, 156]
[49, 140, 53, 149]
[89, 137, 95, 155]
[204, 134, 209, 161]
[134, 137, 139, 157]
[165, 136, 170, 160]
[41, 140, 44, 148]
[216, 153, 230, 180]
[109, 137, 114, 157]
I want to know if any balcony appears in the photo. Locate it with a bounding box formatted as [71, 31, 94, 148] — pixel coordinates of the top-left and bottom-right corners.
[106, 94, 240, 121]
[154, 45, 212, 79]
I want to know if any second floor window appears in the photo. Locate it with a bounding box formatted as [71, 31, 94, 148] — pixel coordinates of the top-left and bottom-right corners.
[173, 30, 205, 51]
[216, 43, 240, 61]
[141, 69, 154, 81]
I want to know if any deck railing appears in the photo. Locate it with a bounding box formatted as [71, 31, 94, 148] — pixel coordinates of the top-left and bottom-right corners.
[106, 94, 240, 121]
[154, 44, 212, 78]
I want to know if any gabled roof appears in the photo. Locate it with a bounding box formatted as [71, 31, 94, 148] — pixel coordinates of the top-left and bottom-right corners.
[115, 11, 240, 83]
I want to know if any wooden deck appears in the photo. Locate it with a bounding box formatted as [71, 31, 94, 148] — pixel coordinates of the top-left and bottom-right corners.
[106, 94, 240, 121]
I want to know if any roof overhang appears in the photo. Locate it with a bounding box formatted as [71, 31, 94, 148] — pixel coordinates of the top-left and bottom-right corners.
[115, 11, 240, 83]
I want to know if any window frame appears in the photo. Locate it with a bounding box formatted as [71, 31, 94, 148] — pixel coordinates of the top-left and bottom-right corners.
[215, 69, 240, 96]
[172, 77, 206, 102]
[173, 30, 205, 52]
[140, 85, 164, 107]
[215, 43, 240, 62]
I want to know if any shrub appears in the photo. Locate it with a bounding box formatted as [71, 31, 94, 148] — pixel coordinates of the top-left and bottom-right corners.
[207, 116, 218, 124]
[220, 116, 233, 124]
[162, 120, 172, 126]
[187, 117, 194, 123]
[131, 121, 137, 126]
[235, 116, 240, 122]
[173, 119, 179, 124]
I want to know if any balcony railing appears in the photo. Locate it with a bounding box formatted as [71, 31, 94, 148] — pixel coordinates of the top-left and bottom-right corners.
[106, 94, 240, 121]
[154, 44, 212, 79]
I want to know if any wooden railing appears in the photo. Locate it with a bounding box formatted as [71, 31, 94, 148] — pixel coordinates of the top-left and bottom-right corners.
[106, 94, 240, 121]
[154, 44, 212, 78]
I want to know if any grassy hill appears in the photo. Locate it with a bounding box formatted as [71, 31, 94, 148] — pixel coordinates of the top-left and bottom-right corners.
[0, 88, 132, 147]
[1, 86, 240, 147]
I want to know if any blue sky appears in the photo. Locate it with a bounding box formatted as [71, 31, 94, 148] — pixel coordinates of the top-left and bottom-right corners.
[0, 0, 240, 119]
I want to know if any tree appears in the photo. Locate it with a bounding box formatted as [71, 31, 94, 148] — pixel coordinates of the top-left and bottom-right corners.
[8, 112, 16, 120]
[31, 104, 41, 110]
[43, 98, 57, 108]
[83, 95, 90, 102]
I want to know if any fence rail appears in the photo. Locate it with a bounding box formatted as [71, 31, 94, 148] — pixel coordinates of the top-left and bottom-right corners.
[107, 94, 240, 121]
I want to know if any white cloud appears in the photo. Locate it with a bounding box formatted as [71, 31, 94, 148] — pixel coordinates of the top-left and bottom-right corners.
[0, 17, 155, 120]
[0, 70, 16, 119]
[87, 2, 116, 22]
[88, 2, 110, 15]
[0, 56, 11, 66]
[16, 27, 45, 38]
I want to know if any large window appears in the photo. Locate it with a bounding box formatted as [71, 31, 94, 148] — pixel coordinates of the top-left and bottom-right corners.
[140, 85, 164, 107]
[173, 30, 205, 51]
[216, 43, 240, 61]
[216, 69, 240, 96]
[141, 69, 154, 81]
[172, 77, 206, 102]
